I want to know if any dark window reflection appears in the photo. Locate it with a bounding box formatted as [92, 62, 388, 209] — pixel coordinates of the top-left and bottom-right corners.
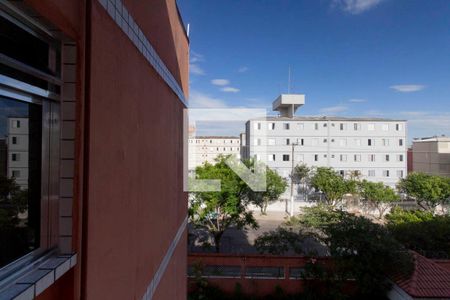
[0, 96, 41, 268]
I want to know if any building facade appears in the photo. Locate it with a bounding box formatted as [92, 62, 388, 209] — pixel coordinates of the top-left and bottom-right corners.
[6, 117, 29, 188]
[188, 136, 240, 170]
[412, 136, 450, 177]
[244, 95, 407, 206]
[0, 0, 188, 299]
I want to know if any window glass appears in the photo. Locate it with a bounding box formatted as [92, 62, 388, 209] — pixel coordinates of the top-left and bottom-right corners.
[0, 96, 42, 268]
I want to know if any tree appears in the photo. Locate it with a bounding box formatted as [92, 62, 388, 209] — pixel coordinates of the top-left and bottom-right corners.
[248, 167, 287, 214]
[189, 156, 258, 252]
[254, 227, 306, 255]
[359, 180, 399, 219]
[397, 172, 450, 211]
[310, 167, 354, 207]
[386, 207, 450, 258]
[347, 170, 362, 181]
[291, 163, 310, 202]
[0, 175, 30, 266]
[298, 206, 413, 299]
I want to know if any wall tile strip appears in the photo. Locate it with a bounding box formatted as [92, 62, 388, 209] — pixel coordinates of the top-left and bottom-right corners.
[59, 41, 77, 254]
[97, 0, 188, 107]
[142, 216, 188, 300]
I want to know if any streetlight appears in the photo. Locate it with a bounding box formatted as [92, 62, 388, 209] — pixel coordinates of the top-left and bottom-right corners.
[289, 142, 298, 217]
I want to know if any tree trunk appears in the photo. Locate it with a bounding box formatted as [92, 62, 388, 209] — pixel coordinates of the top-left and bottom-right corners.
[378, 207, 384, 219]
[213, 232, 223, 253]
[304, 182, 308, 202]
[262, 200, 268, 215]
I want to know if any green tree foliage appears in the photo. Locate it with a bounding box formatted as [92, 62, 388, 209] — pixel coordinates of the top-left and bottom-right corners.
[292, 164, 310, 184]
[397, 172, 450, 211]
[358, 180, 399, 219]
[291, 163, 310, 202]
[310, 168, 354, 207]
[248, 167, 287, 214]
[189, 156, 259, 252]
[0, 175, 30, 266]
[386, 207, 450, 258]
[254, 227, 307, 255]
[298, 206, 413, 299]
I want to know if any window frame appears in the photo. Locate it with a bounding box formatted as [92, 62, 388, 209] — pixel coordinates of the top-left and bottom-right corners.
[0, 7, 62, 282]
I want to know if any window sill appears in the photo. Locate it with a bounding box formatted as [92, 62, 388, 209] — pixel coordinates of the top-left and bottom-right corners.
[0, 253, 77, 300]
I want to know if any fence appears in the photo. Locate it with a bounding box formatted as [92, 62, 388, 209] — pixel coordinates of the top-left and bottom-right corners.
[188, 253, 337, 297]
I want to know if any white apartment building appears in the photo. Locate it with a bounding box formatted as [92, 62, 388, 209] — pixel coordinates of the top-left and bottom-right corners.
[412, 136, 450, 177]
[6, 117, 29, 188]
[244, 95, 407, 201]
[188, 136, 241, 170]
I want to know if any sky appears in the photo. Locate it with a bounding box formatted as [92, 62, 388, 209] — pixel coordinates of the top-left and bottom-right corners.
[177, 0, 450, 143]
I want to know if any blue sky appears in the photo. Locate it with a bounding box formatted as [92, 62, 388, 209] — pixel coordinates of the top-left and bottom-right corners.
[177, 0, 450, 143]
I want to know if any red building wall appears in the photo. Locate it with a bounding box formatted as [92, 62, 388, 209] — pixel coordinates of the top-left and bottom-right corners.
[187, 254, 355, 297]
[407, 148, 413, 174]
[20, 1, 189, 299]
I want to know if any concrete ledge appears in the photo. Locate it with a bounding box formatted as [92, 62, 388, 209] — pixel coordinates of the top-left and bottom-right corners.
[0, 253, 77, 300]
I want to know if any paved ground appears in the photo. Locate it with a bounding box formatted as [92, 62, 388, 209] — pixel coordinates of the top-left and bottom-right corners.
[188, 210, 326, 255]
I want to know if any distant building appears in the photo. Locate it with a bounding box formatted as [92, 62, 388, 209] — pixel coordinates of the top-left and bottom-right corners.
[244, 94, 407, 210]
[240, 132, 248, 159]
[0, 139, 6, 177]
[6, 117, 29, 188]
[407, 147, 413, 174]
[189, 136, 241, 170]
[412, 136, 450, 177]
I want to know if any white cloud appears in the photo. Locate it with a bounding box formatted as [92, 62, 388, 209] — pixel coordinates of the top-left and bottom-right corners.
[190, 51, 204, 63]
[190, 64, 205, 76]
[319, 105, 348, 114]
[348, 98, 367, 103]
[399, 111, 450, 128]
[189, 90, 228, 108]
[361, 110, 450, 141]
[211, 79, 230, 86]
[363, 109, 384, 116]
[238, 66, 249, 73]
[400, 111, 450, 140]
[332, 0, 384, 14]
[221, 87, 240, 93]
[390, 84, 426, 93]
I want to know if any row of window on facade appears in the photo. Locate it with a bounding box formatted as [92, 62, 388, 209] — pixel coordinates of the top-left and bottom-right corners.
[255, 122, 404, 131]
[254, 137, 404, 147]
[189, 139, 240, 144]
[276, 167, 404, 179]
[337, 169, 403, 178]
[198, 146, 240, 151]
[200, 154, 241, 158]
[261, 153, 404, 163]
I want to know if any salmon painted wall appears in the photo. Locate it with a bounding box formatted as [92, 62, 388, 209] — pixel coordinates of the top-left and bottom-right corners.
[24, 0, 81, 40]
[123, 0, 189, 97]
[83, 0, 188, 298]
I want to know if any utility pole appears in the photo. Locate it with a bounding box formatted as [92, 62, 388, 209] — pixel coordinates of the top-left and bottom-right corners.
[289, 142, 298, 217]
